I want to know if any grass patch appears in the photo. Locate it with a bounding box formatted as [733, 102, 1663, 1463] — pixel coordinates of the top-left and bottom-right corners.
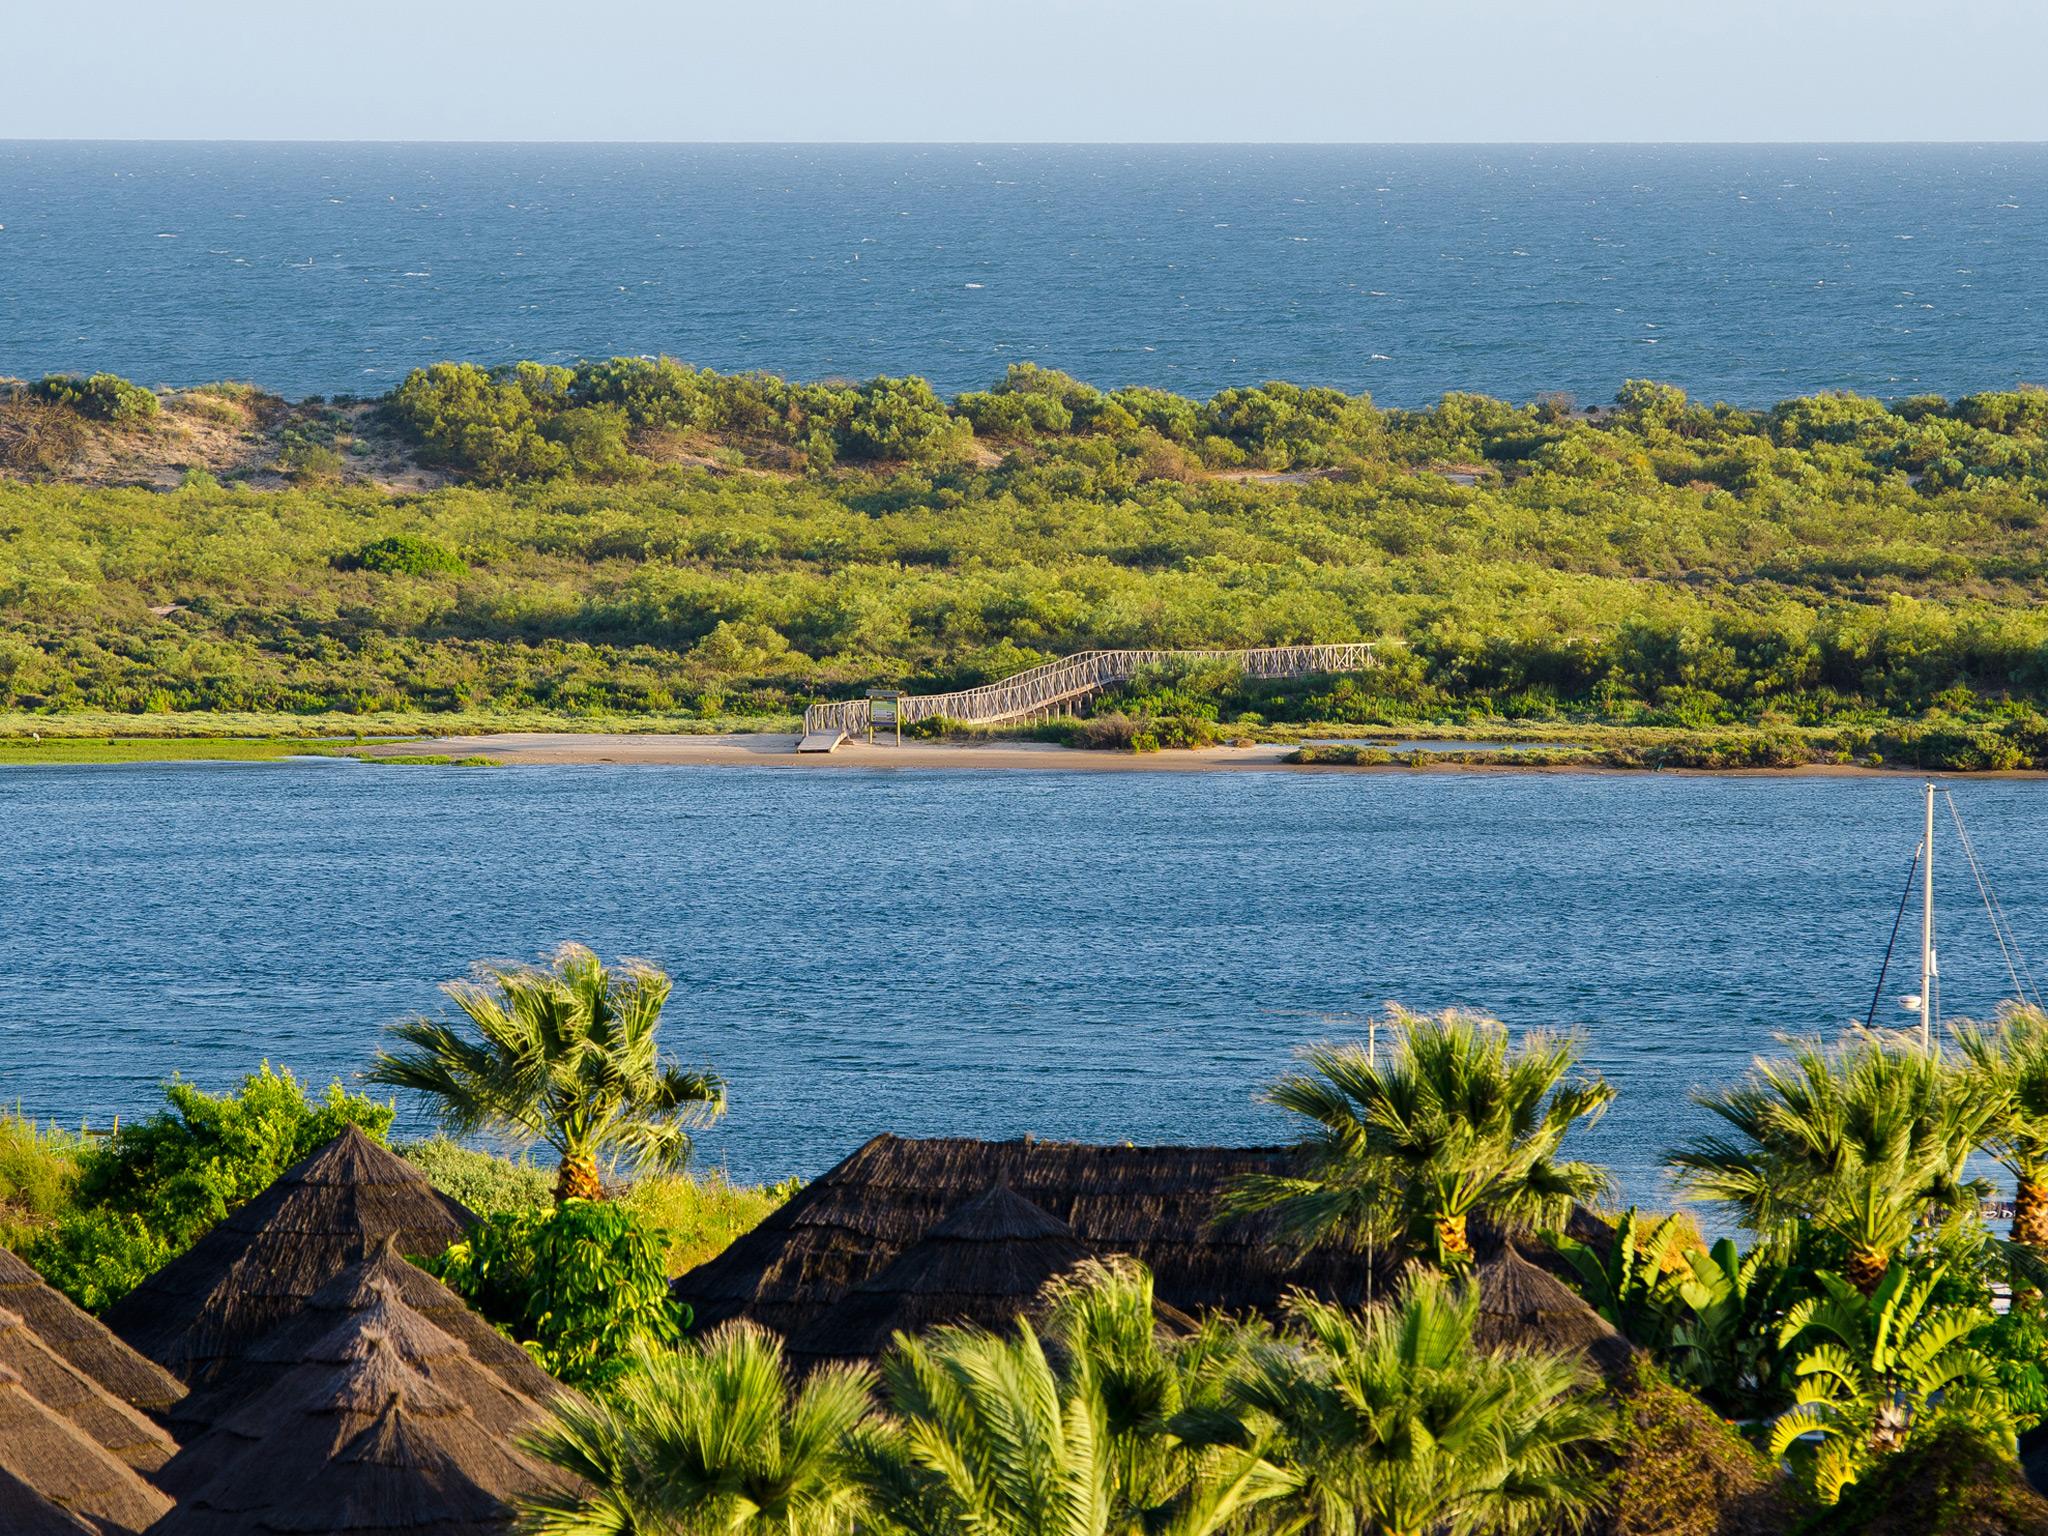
[0, 735, 325, 765]
[624, 1167, 800, 1277]
[0, 1113, 85, 1246]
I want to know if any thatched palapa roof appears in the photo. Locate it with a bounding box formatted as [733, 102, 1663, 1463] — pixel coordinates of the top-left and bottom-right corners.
[0, 1246, 186, 1417]
[789, 1182, 1097, 1364]
[169, 1238, 567, 1437]
[0, 1364, 174, 1535]
[1473, 1243, 1635, 1380]
[0, 1466, 96, 1536]
[160, 1285, 559, 1499]
[0, 1307, 178, 1473]
[151, 1321, 565, 1536]
[105, 1127, 475, 1387]
[675, 1134, 1382, 1340]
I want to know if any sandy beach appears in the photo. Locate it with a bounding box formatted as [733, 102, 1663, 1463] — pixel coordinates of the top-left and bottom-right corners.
[342, 732, 2022, 777]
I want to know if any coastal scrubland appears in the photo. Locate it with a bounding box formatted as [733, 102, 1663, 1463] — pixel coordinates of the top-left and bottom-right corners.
[5, 361, 2048, 767]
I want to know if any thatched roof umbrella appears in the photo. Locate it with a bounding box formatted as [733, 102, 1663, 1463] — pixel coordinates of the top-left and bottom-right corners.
[105, 1127, 475, 1386]
[0, 1246, 186, 1418]
[0, 1307, 177, 1473]
[1472, 1243, 1635, 1380]
[0, 1364, 173, 1535]
[160, 1284, 556, 1498]
[169, 1238, 567, 1437]
[0, 1466, 97, 1536]
[676, 1133, 1388, 1339]
[151, 1323, 565, 1536]
[789, 1183, 1098, 1365]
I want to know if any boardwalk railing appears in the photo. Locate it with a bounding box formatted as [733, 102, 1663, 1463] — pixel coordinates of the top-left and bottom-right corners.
[802, 643, 1377, 740]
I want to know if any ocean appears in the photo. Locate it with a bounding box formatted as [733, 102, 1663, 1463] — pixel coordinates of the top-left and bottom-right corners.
[3, 141, 2044, 405]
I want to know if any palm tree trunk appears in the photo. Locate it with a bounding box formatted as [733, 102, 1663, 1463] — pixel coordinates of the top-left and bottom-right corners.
[1434, 1212, 1473, 1267]
[555, 1150, 606, 1203]
[1844, 1244, 1890, 1295]
[2013, 1176, 2048, 1250]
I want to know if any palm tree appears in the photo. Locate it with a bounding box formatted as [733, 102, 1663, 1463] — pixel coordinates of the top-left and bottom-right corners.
[857, 1270, 1286, 1536]
[1225, 1009, 1614, 1268]
[1955, 1005, 2048, 1249]
[368, 943, 725, 1203]
[519, 1324, 874, 1536]
[1231, 1273, 1615, 1536]
[1669, 1031, 1998, 1294]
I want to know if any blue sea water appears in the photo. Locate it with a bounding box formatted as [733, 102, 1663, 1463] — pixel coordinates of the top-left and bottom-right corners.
[3, 761, 2044, 1206]
[2, 142, 2044, 404]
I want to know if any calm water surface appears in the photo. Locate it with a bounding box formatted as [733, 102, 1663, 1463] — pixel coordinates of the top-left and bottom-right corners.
[3, 143, 2044, 403]
[4, 762, 2044, 1206]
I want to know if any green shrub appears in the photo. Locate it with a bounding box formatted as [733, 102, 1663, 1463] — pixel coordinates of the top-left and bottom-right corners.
[389, 361, 568, 482]
[29, 372, 159, 424]
[397, 1137, 552, 1218]
[24, 1064, 392, 1311]
[427, 1199, 685, 1391]
[349, 534, 466, 576]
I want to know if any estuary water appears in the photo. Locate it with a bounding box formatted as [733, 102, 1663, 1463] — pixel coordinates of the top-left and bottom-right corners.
[3, 761, 2045, 1205]
[3, 142, 2045, 404]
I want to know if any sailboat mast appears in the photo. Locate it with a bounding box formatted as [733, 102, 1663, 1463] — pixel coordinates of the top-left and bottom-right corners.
[1921, 781, 1935, 1049]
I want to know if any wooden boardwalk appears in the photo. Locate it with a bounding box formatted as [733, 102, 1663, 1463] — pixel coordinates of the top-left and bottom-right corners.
[799, 643, 1376, 748]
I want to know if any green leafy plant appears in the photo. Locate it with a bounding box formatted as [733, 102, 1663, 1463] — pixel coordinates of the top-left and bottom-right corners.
[369, 944, 725, 1203]
[1555, 1207, 1692, 1347]
[1663, 1235, 1805, 1414]
[1226, 1008, 1614, 1267]
[1768, 1262, 2010, 1504]
[1229, 1271, 1617, 1536]
[429, 1198, 686, 1392]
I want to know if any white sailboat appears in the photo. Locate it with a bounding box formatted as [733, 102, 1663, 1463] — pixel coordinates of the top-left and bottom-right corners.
[1869, 781, 2042, 1049]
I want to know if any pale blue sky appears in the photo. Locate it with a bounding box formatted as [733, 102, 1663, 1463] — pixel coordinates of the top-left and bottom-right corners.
[8, 0, 2046, 142]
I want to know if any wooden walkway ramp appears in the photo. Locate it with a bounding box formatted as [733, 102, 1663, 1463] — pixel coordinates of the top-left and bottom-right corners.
[798, 643, 1376, 750]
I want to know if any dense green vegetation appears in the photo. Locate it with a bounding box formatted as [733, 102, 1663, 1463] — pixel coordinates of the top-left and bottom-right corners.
[6, 362, 2048, 764]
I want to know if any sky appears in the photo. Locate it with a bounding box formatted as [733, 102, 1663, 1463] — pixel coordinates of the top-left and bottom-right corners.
[6, 0, 2046, 143]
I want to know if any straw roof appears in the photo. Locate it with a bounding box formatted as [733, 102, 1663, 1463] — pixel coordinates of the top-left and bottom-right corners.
[151, 1322, 565, 1536]
[675, 1134, 1385, 1339]
[105, 1127, 475, 1387]
[169, 1238, 566, 1437]
[0, 1245, 186, 1417]
[0, 1467, 96, 1536]
[789, 1183, 1096, 1364]
[0, 1364, 174, 1535]
[1472, 1243, 1635, 1380]
[0, 1308, 177, 1473]
[161, 1284, 558, 1500]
